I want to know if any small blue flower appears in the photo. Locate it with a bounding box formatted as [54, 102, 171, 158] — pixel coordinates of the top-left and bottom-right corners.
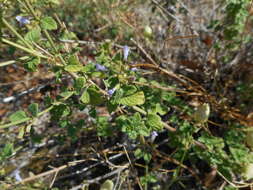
[131, 67, 138, 71]
[150, 131, 158, 142]
[11, 169, 22, 182]
[123, 45, 130, 61]
[95, 64, 107, 71]
[16, 15, 30, 26]
[108, 88, 116, 96]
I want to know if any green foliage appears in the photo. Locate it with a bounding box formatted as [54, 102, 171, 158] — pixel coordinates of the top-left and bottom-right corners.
[80, 89, 90, 104]
[64, 64, 83, 72]
[0, 143, 13, 162]
[40, 16, 57, 30]
[212, 0, 252, 51]
[24, 27, 41, 43]
[193, 129, 253, 179]
[28, 103, 39, 117]
[96, 116, 114, 137]
[1, 0, 253, 189]
[117, 91, 145, 106]
[140, 173, 157, 186]
[116, 113, 150, 139]
[9, 110, 29, 122]
[134, 148, 152, 163]
[24, 57, 41, 72]
[146, 113, 163, 131]
[169, 120, 196, 149]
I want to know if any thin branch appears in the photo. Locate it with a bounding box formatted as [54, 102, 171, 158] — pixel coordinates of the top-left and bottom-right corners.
[70, 164, 129, 190]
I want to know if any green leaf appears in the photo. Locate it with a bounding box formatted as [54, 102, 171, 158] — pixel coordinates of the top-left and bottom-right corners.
[96, 117, 113, 137]
[146, 114, 163, 130]
[100, 180, 114, 190]
[154, 104, 168, 115]
[64, 65, 83, 72]
[60, 30, 77, 40]
[80, 90, 90, 104]
[134, 148, 143, 159]
[118, 91, 145, 106]
[60, 91, 74, 99]
[74, 77, 86, 92]
[18, 126, 26, 139]
[24, 27, 41, 43]
[24, 57, 40, 72]
[50, 104, 71, 120]
[9, 111, 28, 122]
[143, 152, 152, 163]
[121, 85, 137, 96]
[41, 16, 57, 30]
[0, 143, 13, 161]
[28, 103, 39, 117]
[67, 55, 80, 65]
[106, 101, 118, 113]
[87, 87, 104, 105]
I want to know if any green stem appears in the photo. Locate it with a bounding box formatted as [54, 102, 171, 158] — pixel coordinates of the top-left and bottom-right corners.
[133, 105, 176, 132]
[0, 118, 31, 129]
[2, 18, 33, 50]
[133, 106, 147, 115]
[144, 166, 148, 190]
[23, 0, 66, 65]
[2, 38, 48, 59]
[0, 56, 30, 67]
[0, 106, 54, 129]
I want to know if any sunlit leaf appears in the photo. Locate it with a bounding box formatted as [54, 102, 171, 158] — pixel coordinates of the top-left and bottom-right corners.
[118, 91, 145, 106]
[28, 103, 39, 117]
[80, 90, 90, 104]
[9, 111, 28, 122]
[146, 114, 163, 130]
[41, 16, 57, 30]
[64, 65, 83, 72]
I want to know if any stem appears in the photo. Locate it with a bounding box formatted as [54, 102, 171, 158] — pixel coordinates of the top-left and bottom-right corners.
[2, 18, 33, 50]
[2, 38, 48, 59]
[132, 106, 147, 115]
[23, 0, 66, 65]
[0, 118, 31, 129]
[144, 166, 148, 190]
[0, 106, 54, 129]
[132, 106, 176, 132]
[0, 56, 30, 67]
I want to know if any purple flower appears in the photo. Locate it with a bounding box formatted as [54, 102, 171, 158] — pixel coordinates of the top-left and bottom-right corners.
[11, 169, 22, 182]
[95, 64, 107, 71]
[108, 88, 116, 96]
[131, 67, 138, 71]
[16, 16, 30, 26]
[123, 45, 130, 61]
[150, 131, 158, 142]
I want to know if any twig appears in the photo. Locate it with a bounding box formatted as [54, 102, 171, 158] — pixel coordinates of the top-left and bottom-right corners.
[56, 152, 124, 181]
[15, 165, 68, 185]
[49, 168, 59, 188]
[58, 39, 136, 50]
[132, 81, 201, 95]
[154, 149, 200, 181]
[151, 0, 183, 24]
[70, 164, 129, 190]
[130, 38, 159, 66]
[0, 56, 30, 67]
